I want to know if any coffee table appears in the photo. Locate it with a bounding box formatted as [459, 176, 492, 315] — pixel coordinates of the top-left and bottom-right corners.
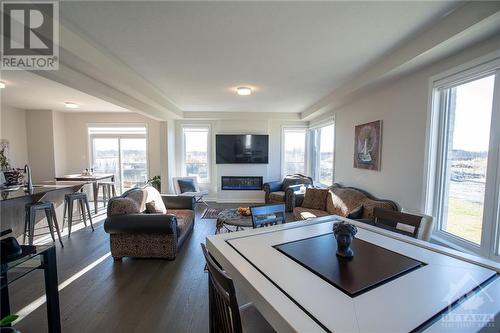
[216, 209, 253, 234]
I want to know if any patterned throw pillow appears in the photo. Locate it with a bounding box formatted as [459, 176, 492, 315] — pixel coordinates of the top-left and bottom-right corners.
[301, 188, 330, 211]
[144, 186, 167, 214]
[109, 197, 140, 216]
[145, 201, 166, 214]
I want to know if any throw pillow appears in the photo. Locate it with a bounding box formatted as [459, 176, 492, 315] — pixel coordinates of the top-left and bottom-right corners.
[347, 205, 364, 219]
[301, 188, 329, 211]
[144, 186, 167, 214]
[178, 179, 196, 193]
[145, 201, 166, 214]
[109, 197, 140, 216]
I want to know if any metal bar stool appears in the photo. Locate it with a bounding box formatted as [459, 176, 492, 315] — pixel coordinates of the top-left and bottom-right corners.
[63, 192, 94, 237]
[97, 181, 117, 208]
[24, 201, 64, 247]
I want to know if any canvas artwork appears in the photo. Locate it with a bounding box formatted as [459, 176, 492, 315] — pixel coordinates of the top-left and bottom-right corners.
[353, 120, 382, 171]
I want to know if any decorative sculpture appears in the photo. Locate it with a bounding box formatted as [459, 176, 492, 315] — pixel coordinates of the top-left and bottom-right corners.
[332, 221, 358, 258]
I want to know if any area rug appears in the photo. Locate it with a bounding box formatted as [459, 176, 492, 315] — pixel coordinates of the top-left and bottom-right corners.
[201, 208, 226, 219]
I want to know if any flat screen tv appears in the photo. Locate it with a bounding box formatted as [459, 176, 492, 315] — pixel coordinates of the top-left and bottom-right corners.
[216, 134, 269, 164]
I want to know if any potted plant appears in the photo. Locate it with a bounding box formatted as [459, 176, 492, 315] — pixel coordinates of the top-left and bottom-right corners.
[147, 175, 161, 191]
[0, 315, 20, 333]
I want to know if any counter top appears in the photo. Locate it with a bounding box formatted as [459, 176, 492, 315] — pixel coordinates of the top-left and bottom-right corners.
[0, 181, 87, 201]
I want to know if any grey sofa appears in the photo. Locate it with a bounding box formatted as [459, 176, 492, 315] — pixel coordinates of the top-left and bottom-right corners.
[263, 174, 313, 212]
[104, 185, 195, 260]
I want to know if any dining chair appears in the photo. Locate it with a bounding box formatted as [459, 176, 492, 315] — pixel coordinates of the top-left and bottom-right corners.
[250, 203, 286, 228]
[372, 207, 433, 240]
[200, 244, 274, 333]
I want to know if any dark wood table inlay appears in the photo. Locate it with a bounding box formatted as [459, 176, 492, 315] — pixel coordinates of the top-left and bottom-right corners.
[274, 233, 425, 297]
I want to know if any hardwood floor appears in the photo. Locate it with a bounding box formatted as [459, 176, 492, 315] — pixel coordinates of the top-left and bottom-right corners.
[9, 203, 255, 333]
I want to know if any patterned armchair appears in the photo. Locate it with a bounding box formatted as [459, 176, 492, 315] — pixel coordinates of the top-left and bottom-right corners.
[263, 174, 313, 212]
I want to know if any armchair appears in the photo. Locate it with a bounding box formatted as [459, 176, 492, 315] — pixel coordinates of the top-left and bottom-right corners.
[104, 185, 196, 260]
[263, 174, 313, 212]
[172, 176, 209, 207]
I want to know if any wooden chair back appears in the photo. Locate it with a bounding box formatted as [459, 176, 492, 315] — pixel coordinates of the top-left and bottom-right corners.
[373, 207, 422, 238]
[201, 243, 242, 333]
[250, 203, 286, 228]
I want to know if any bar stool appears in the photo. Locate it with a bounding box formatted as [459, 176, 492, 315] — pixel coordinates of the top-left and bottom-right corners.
[24, 201, 64, 247]
[97, 181, 117, 208]
[63, 192, 94, 237]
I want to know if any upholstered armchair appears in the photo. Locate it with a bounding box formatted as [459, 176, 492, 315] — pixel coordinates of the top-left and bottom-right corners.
[263, 174, 313, 212]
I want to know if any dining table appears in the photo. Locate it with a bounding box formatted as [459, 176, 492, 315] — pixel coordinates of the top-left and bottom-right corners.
[54, 174, 115, 214]
[206, 216, 500, 332]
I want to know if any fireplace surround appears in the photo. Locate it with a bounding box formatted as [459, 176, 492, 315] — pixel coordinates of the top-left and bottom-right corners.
[221, 176, 263, 190]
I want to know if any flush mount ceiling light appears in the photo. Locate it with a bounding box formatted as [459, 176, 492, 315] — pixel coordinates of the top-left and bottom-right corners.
[236, 87, 252, 96]
[64, 102, 79, 109]
[0, 81, 6, 89]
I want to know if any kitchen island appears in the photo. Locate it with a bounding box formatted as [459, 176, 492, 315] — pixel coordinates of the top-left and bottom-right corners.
[0, 181, 87, 239]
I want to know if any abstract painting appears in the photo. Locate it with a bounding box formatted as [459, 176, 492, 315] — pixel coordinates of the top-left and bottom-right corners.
[353, 120, 382, 171]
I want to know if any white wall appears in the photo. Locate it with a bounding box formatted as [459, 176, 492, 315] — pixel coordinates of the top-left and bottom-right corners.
[25, 110, 56, 182]
[175, 118, 308, 202]
[52, 111, 67, 176]
[321, 36, 500, 212]
[62, 112, 162, 178]
[0, 104, 28, 168]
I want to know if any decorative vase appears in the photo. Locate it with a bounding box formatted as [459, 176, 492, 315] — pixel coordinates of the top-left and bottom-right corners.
[332, 221, 358, 258]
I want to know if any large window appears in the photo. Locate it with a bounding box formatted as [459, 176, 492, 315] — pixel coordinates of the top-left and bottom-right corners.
[282, 128, 307, 177]
[428, 57, 500, 260]
[89, 126, 148, 193]
[183, 127, 210, 183]
[312, 124, 335, 185]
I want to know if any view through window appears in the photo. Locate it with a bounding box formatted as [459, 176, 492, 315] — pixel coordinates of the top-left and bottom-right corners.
[89, 126, 148, 193]
[440, 76, 495, 245]
[316, 124, 334, 185]
[283, 128, 307, 176]
[183, 127, 209, 183]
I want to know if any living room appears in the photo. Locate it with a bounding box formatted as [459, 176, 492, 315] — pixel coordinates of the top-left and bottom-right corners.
[1, 1, 499, 332]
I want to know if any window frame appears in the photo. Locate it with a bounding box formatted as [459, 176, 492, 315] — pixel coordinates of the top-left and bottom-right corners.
[310, 123, 335, 186]
[88, 123, 149, 193]
[424, 51, 500, 261]
[281, 126, 308, 179]
[181, 124, 211, 184]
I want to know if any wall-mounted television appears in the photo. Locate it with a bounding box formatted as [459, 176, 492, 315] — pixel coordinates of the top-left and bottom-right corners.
[216, 134, 269, 164]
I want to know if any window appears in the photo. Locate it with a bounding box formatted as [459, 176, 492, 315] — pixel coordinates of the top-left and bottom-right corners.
[183, 127, 210, 183]
[282, 128, 307, 177]
[312, 124, 335, 185]
[89, 126, 148, 193]
[428, 56, 500, 260]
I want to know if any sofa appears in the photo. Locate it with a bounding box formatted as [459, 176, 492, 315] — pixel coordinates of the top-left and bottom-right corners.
[263, 174, 313, 212]
[293, 184, 399, 221]
[104, 185, 195, 260]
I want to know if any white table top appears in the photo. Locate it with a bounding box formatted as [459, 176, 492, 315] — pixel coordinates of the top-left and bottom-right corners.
[206, 216, 500, 333]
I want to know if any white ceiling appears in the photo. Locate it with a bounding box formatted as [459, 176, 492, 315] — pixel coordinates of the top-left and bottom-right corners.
[0, 71, 129, 112]
[59, 1, 460, 113]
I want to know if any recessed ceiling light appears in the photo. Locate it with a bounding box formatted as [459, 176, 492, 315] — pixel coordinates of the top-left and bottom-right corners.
[0, 81, 6, 89]
[236, 87, 252, 96]
[64, 102, 79, 109]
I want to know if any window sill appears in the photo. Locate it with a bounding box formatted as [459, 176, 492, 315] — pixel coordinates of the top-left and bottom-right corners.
[430, 233, 477, 256]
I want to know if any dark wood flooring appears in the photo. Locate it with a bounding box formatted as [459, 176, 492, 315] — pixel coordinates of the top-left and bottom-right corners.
[9, 203, 262, 333]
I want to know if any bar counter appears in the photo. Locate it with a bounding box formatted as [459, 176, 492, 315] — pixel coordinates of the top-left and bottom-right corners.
[0, 181, 87, 238]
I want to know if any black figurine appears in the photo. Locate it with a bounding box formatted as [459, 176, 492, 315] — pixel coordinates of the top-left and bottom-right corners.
[332, 221, 358, 258]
